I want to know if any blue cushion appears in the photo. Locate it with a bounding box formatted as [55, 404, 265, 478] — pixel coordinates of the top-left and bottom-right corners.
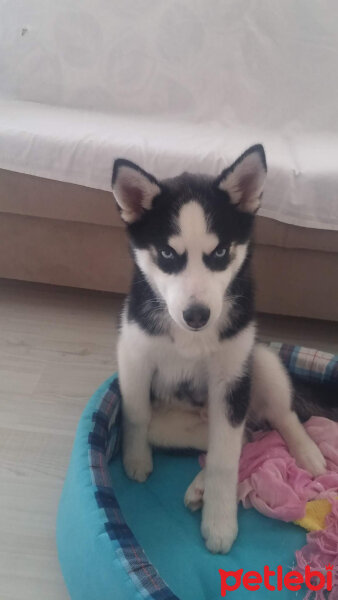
[57, 375, 306, 600]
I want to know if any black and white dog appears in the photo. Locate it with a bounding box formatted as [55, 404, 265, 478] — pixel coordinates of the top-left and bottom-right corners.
[112, 145, 327, 554]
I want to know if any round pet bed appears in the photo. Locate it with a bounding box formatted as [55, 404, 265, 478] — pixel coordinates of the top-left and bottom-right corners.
[57, 343, 337, 600]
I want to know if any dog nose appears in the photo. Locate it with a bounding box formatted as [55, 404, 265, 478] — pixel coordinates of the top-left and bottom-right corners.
[183, 304, 210, 330]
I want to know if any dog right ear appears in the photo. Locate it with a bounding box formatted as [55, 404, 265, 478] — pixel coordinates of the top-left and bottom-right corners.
[112, 159, 161, 224]
[216, 145, 267, 214]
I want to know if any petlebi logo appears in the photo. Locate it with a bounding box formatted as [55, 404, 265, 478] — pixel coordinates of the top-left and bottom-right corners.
[219, 564, 333, 596]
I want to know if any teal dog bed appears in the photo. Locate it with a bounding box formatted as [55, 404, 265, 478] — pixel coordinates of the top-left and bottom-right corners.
[57, 344, 337, 600]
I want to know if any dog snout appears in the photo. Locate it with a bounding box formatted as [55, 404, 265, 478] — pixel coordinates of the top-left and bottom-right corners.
[182, 304, 210, 330]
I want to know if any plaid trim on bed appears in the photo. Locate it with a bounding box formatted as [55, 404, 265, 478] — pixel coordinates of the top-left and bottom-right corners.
[88, 378, 179, 600]
[87, 343, 336, 600]
[269, 342, 338, 386]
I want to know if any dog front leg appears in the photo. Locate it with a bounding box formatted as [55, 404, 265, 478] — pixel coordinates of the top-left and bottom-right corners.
[118, 341, 153, 482]
[201, 373, 248, 554]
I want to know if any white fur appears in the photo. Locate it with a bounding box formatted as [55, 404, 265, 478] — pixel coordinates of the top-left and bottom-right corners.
[172, 344, 327, 528]
[251, 344, 326, 475]
[148, 405, 208, 450]
[119, 309, 257, 550]
[135, 201, 248, 331]
[119, 312, 326, 553]
[118, 192, 326, 554]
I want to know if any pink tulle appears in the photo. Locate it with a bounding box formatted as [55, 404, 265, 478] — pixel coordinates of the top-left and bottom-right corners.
[237, 417, 338, 599]
[295, 498, 338, 600]
[200, 416, 338, 599]
[238, 417, 338, 521]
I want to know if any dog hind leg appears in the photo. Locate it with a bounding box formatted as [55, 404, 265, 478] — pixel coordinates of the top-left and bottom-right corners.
[251, 344, 326, 476]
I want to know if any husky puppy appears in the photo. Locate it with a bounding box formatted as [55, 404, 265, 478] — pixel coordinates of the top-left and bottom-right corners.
[112, 145, 326, 554]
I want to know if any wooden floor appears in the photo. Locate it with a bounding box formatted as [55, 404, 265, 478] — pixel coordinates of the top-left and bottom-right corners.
[0, 278, 337, 600]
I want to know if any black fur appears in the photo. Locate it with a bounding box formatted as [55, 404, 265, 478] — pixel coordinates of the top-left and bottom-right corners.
[175, 380, 207, 406]
[203, 244, 231, 271]
[226, 372, 251, 426]
[219, 252, 255, 341]
[122, 172, 255, 253]
[215, 143, 267, 200]
[118, 168, 256, 340]
[156, 246, 187, 274]
[127, 265, 169, 336]
[112, 158, 160, 190]
[114, 150, 338, 434]
[292, 377, 338, 422]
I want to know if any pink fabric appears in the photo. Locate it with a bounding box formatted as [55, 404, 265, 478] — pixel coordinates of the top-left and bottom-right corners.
[238, 417, 338, 521]
[295, 499, 338, 600]
[199, 416, 338, 597]
[237, 417, 338, 600]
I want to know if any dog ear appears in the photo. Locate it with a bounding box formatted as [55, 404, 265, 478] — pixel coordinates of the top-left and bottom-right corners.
[216, 145, 267, 213]
[112, 159, 161, 223]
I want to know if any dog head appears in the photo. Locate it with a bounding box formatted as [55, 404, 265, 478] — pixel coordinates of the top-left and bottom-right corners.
[112, 145, 266, 332]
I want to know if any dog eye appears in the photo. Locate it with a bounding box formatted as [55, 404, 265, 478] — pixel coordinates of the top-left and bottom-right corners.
[214, 245, 228, 258]
[160, 247, 175, 260]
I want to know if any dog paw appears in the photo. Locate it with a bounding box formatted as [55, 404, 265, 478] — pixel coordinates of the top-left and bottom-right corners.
[123, 447, 153, 482]
[294, 439, 326, 477]
[184, 470, 205, 512]
[201, 505, 238, 554]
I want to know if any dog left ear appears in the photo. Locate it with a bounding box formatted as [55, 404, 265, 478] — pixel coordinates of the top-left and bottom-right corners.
[216, 144, 267, 213]
[112, 159, 161, 223]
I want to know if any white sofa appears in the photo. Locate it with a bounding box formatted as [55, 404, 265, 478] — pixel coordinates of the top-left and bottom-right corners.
[0, 0, 337, 319]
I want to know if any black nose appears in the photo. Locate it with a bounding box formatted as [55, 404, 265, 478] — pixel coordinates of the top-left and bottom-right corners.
[183, 304, 210, 330]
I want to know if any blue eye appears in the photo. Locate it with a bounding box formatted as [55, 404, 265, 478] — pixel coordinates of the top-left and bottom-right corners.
[161, 247, 175, 259]
[214, 246, 228, 258]
[157, 246, 187, 273]
[203, 244, 230, 271]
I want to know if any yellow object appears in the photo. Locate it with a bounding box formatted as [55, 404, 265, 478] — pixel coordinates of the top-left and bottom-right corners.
[295, 499, 333, 532]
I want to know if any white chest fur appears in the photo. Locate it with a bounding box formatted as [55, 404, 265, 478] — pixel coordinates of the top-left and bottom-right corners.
[119, 319, 255, 403]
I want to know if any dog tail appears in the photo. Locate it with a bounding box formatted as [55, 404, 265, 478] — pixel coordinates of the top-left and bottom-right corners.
[292, 377, 338, 422]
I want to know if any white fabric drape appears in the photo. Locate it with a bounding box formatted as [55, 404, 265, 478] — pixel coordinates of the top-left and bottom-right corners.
[1, 0, 338, 229]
